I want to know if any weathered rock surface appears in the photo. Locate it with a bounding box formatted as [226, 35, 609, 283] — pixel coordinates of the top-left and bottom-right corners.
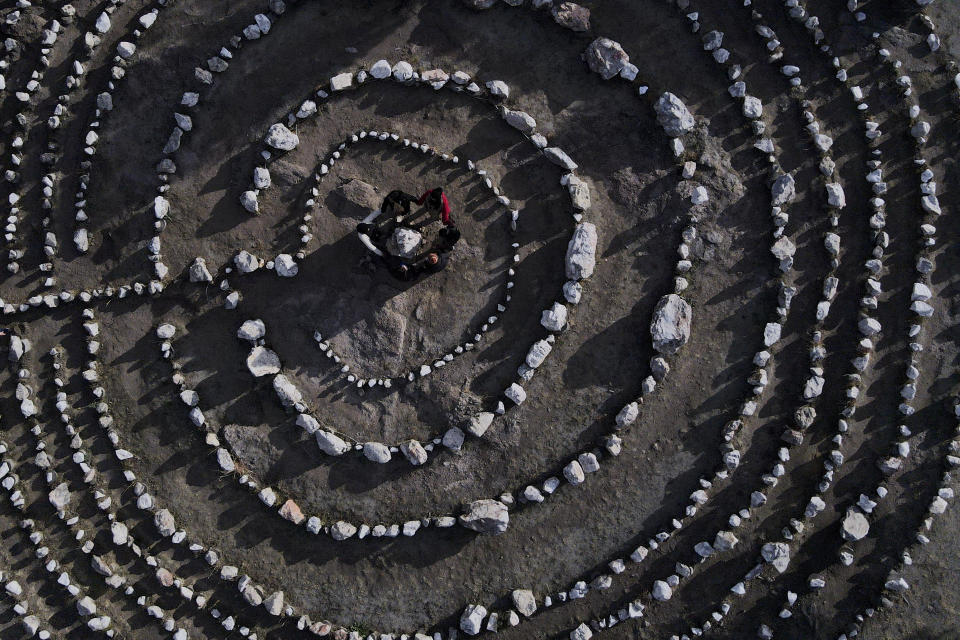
[655, 92, 695, 137]
[650, 294, 692, 355]
[460, 499, 509, 534]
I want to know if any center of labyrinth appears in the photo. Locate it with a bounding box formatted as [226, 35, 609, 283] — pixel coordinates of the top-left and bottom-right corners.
[0, 1, 957, 640]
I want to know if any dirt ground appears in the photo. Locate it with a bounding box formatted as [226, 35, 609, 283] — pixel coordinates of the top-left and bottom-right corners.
[0, 0, 958, 639]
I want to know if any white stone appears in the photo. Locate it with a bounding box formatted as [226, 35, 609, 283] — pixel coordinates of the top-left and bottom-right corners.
[247, 346, 281, 377]
[460, 499, 509, 534]
[460, 604, 488, 636]
[541, 303, 568, 332]
[841, 509, 870, 541]
[264, 123, 299, 151]
[650, 294, 692, 355]
[237, 319, 265, 342]
[565, 223, 598, 280]
[654, 92, 695, 137]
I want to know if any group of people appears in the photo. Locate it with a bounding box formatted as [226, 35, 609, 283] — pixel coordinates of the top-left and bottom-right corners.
[357, 187, 462, 282]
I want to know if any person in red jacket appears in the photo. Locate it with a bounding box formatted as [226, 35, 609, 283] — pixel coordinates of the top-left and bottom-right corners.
[416, 187, 453, 226]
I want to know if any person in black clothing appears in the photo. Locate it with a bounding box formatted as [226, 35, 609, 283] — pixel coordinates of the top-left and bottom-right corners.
[434, 225, 461, 253]
[357, 190, 419, 242]
[382, 251, 448, 282]
[381, 190, 417, 218]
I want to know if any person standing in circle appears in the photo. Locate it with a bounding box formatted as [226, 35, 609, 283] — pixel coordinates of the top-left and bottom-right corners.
[416, 187, 453, 227]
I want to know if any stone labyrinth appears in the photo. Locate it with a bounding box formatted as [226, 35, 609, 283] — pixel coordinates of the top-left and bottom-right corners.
[1, 0, 960, 639]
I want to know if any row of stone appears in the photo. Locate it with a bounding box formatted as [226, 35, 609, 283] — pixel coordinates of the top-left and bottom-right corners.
[164, 321, 518, 543]
[0, 564, 59, 639]
[66, 0, 163, 260]
[1, 348, 142, 637]
[456, 34, 740, 635]
[532, 0, 864, 633]
[1, 8, 63, 277]
[566, 7, 861, 636]
[79, 307, 364, 637]
[0, 468, 116, 636]
[664, 2, 894, 635]
[670, 1, 942, 637]
[18, 339, 202, 639]
[34, 0, 143, 292]
[148, 0, 292, 284]
[45, 341, 270, 640]
[751, 3, 955, 637]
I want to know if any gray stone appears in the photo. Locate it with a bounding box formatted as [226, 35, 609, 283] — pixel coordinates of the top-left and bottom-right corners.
[77, 596, 97, 616]
[237, 319, 265, 342]
[586, 38, 630, 80]
[486, 80, 510, 98]
[386, 227, 423, 259]
[503, 108, 536, 134]
[512, 589, 537, 617]
[544, 147, 578, 170]
[264, 591, 283, 616]
[154, 509, 176, 537]
[714, 530, 738, 552]
[460, 499, 510, 534]
[570, 623, 593, 640]
[330, 521, 357, 540]
[22, 615, 40, 635]
[743, 96, 763, 119]
[370, 59, 392, 79]
[400, 440, 428, 465]
[650, 294, 692, 355]
[110, 521, 128, 545]
[247, 346, 281, 377]
[253, 167, 271, 189]
[541, 303, 568, 332]
[272, 374, 302, 407]
[265, 123, 299, 151]
[841, 509, 870, 541]
[771, 174, 796, 206]
[552, 2, 590, 31]
[48, 483, 71, 511]
[525, 340, 553, 368]
[761, 542, 791, 573]
[655, 92, 695, 137]
[74, 228, 89, 253]
[275, 254, 298, 277]
[467, 412, 495, 437]
[392, 61, 414, 82]
[189, 257, 213, 283]
[652, 580, 672, 601]
[460, 604, 488, 636]
[565, 222, 598, 280]
[771, 236, 796, 261]
[363, 442, 392, 463]
[563, 460, 585, 485]
[242, 586, 263, 606]
[330, 73, 353, 91]
[826, 182, 846, 208]
[234, 250, 259, 273]
[316, 430, 350, 456]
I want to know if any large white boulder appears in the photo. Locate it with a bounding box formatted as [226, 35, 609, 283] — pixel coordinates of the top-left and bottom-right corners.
[650, 294, 692, 355]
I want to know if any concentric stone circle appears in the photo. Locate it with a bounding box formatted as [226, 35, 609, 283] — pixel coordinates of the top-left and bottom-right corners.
[0, 0, 957, 639]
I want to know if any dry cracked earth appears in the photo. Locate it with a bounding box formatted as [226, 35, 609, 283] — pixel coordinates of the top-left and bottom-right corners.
[0, 0, 958, 639]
